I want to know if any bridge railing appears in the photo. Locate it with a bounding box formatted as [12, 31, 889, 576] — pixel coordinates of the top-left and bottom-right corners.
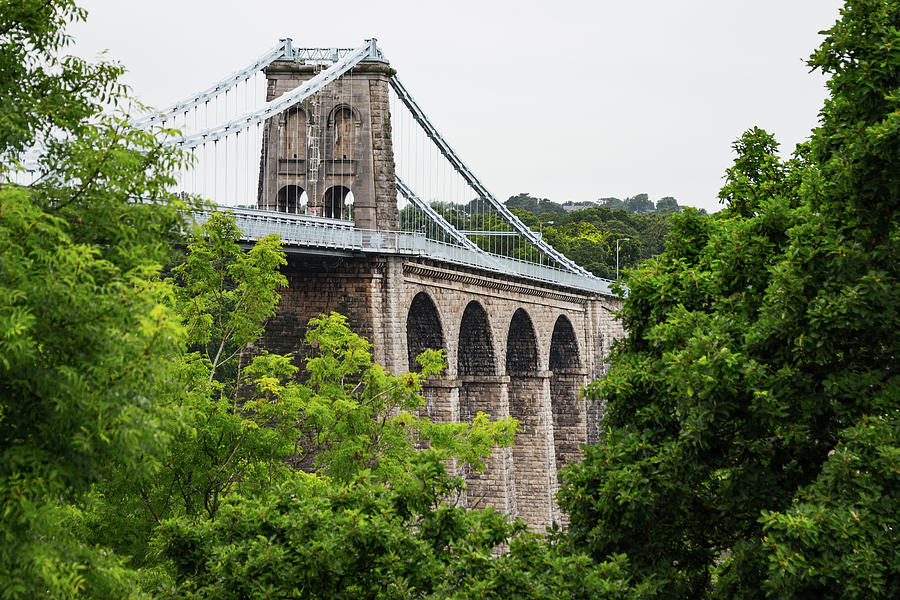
[188, 207, 616, 295]
[399, 236, 615, 295]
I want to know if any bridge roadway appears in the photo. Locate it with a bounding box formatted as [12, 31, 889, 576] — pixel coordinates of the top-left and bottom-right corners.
[191, 206, 616, 295]
[192, 206, 625, 529]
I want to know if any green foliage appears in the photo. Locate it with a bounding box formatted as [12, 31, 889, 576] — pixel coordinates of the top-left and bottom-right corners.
[294, 312, 517, 482]
[155, 454, 643, 600]
[623, 193, 654, 214]
[84, 213, 517, 574]
[0, 0, 125, 158]
[7, 2, 896, 598]
[753, 415, 897, 598]
[506, 192, 566, 216]
[443, 535, 643, 600]
[83, 214, 298, 566]
[0, 2, 190, 595]
[154, 455, 517, 599]
[655, 197, 680, 214]
[599, 197, 625, 210]
[560, 1, 900, 597]
[509, 206, 539, 228]
[171, 212, 287, 381]
[535, 206, 670, 279]
[717, 127, 801, 218]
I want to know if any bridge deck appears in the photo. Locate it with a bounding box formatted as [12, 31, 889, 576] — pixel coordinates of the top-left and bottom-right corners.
[190, 207, 616, 296]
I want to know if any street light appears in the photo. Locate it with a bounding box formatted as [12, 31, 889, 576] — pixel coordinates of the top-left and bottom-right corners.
[616, 238, 630, 280]
[537, 221, 554, 266]
[539, 220, 554, 238]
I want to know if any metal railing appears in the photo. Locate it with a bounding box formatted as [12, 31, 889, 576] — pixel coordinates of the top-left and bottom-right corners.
[188, 207, 616, 295]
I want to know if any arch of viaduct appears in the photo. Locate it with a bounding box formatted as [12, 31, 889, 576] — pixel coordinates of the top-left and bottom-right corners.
[255, 252, 624, 529]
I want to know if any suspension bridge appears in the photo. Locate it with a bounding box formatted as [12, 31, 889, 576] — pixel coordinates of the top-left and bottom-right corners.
[132, 38, 625, 528]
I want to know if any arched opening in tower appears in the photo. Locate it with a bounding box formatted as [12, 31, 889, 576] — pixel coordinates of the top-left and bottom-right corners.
[322, 186, 352, 219]
[276, 185, 304, 214]
[549, 315, 584, 472]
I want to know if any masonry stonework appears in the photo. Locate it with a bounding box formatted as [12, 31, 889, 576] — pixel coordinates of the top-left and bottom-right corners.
[258, 60, 398, 231]
[257, 250, 624, 529]
[251, 52, 625, 529]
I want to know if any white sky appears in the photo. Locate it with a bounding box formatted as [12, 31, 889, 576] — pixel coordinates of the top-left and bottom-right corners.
[70, 0, 844, 213]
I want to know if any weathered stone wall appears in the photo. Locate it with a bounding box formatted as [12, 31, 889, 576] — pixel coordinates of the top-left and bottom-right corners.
[254, 251, 624, 527]
[508, 372, 557, 526]
[257, 61, 398, 231]
[249, 253, 385, 371]
[393, 260, 624, 528]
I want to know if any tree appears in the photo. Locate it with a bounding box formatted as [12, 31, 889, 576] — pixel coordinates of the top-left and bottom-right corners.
[622, 193, 654, 214]
[598, 197, 624, 210]
[559, 1, 899, 597]
[717, 127, 793, 218]
[86, 213, 518, 572]
[0, 1, 190, 596]
[83, 213, 297, 565]
[505, 192, 566, 216]
[655, 196, 680, 214]
[156, 452, 643, 600]
[752, 415, 898, 599]
[0, 1, 121, 159]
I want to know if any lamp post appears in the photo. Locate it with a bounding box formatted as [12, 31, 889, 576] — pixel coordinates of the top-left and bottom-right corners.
[616, 238, 630, 280]
[537, 221, 554, 266]
[539, 220, 554, 238]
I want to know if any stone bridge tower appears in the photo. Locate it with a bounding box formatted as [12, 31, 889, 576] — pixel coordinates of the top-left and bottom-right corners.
[257, 56, 398, 231]
[248, 48, 626, 530]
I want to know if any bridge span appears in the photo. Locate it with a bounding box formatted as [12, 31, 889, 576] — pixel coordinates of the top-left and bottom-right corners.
[155, 39, 625, 528]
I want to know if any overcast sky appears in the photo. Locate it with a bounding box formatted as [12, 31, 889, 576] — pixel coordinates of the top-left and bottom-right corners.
[70, 0, 844, 213]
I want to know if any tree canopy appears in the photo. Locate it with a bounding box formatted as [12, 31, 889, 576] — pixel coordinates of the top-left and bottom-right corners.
[560, 1, 900, 596]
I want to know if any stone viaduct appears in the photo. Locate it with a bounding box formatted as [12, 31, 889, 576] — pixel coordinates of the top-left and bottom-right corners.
[248, 55, 625, 529]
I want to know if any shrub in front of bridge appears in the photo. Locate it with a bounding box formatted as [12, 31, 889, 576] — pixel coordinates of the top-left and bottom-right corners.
[155, 454, 644, 600]
[560, 1, 900, 597]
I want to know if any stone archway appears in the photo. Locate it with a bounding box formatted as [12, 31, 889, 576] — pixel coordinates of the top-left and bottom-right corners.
[323, 185, 351, 219]
[405, 290, 455, 436]
[406, 291, 444, 372]
[276, 185, 304, 214]
[506, 308, 557, 528]
[457, 301, 514, 513]
[457, 300, 495, 378]
[549, 315, 585, 472]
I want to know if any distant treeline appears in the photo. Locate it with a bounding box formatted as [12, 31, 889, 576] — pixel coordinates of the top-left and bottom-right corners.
[506, 192, 696, 217]
[505, 192, 689, 280]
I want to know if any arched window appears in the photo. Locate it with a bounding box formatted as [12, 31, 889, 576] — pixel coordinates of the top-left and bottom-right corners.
[281, 107, 306, 160]
[332, 106, 354, 160]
